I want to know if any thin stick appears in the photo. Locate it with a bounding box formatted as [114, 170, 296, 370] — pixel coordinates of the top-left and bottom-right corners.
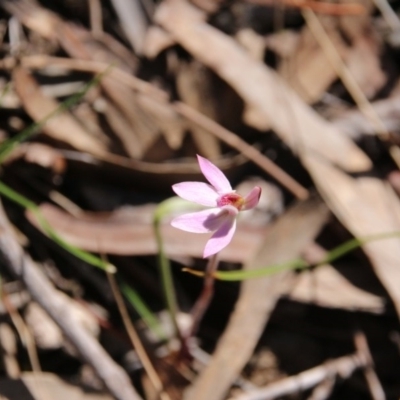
[0, 322, 20, 378]
[302, 9, 388, 139]
[174, 102, 309, 200]
[89, 0, 103, 36]
[372, 0, 400, 32]
[106, 272, 171, 400]
[88, 0, 103, 36]
[354, 332, 386, 400]
[303, 8, 400, 169]
[14, 55, 167, 99]
[3, 294, 53, 400]
[188, 254, 219, 338]
[233, 352, 367, 400]
[247, 0, 365, 15]
[306, 376, 336, 400]
[2, 292, 41, 373]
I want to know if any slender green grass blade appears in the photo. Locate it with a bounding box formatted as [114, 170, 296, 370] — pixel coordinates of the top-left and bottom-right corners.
[121, 282, 166, 341]
[0, 67, 111, 163]
[0, 180, 114, 272]
[153, 197, 200, 338]
[192, 231, 400, 281]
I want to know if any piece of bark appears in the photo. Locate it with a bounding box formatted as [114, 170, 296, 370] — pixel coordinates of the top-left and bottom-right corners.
[0, 202, 142, 400]
[154, 0, 371, 172]
[184, 196, 329, 400]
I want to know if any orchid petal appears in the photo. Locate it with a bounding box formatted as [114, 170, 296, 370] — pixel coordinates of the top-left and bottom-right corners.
[197, 155, 232, 193]
[172, 182, 218, 206]
[203, 215, 236, 258]
[171, 208, 226, 233]
[242, 186, 262, 210]
[221, 204, 239, 216]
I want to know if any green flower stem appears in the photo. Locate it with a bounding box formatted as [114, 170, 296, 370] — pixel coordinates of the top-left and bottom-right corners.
[153, 200, 180, 339]
[153, 197, 200, 340]
[184, 231, 400, 281]
[182, 258, 306, 280]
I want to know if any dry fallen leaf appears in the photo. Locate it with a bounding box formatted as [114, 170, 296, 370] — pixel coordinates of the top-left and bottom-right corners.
[278, 19, 348, 104]
[143, 26, 176, 59]
[176, 60, 221, 158]
[154, 0, 371, 172]
[13, 67, 107, 156]
[26, 203, 267, 263]
[0, 372, 112, 400]
[304, 154, 400, 318]
[287, 265, 384, 312]
[338, 0, 386, 99]
[135, 92, 187, 151]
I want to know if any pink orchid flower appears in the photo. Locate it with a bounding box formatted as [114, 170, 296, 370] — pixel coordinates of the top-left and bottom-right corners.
[171, 155, 262, 258]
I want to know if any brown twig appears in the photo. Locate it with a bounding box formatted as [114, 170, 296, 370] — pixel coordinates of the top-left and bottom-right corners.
[9, 55, 167, 99]
[0, 201, 142, 400]
[303, 8, 400, 170]
[303, 9, 388, 140]
[88, 0, 103, 36]
[0, 323, 20, 378]
[246, 0, 365, 15]
[109, 0, 149, 54]
[306, 376, 336, 400]
[106, 271, 171, 400]
[233, 351, 367, 400]
[354, 332, 386, 400]
[233, 332, 384, 400]
[2, 291, 41, 373]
